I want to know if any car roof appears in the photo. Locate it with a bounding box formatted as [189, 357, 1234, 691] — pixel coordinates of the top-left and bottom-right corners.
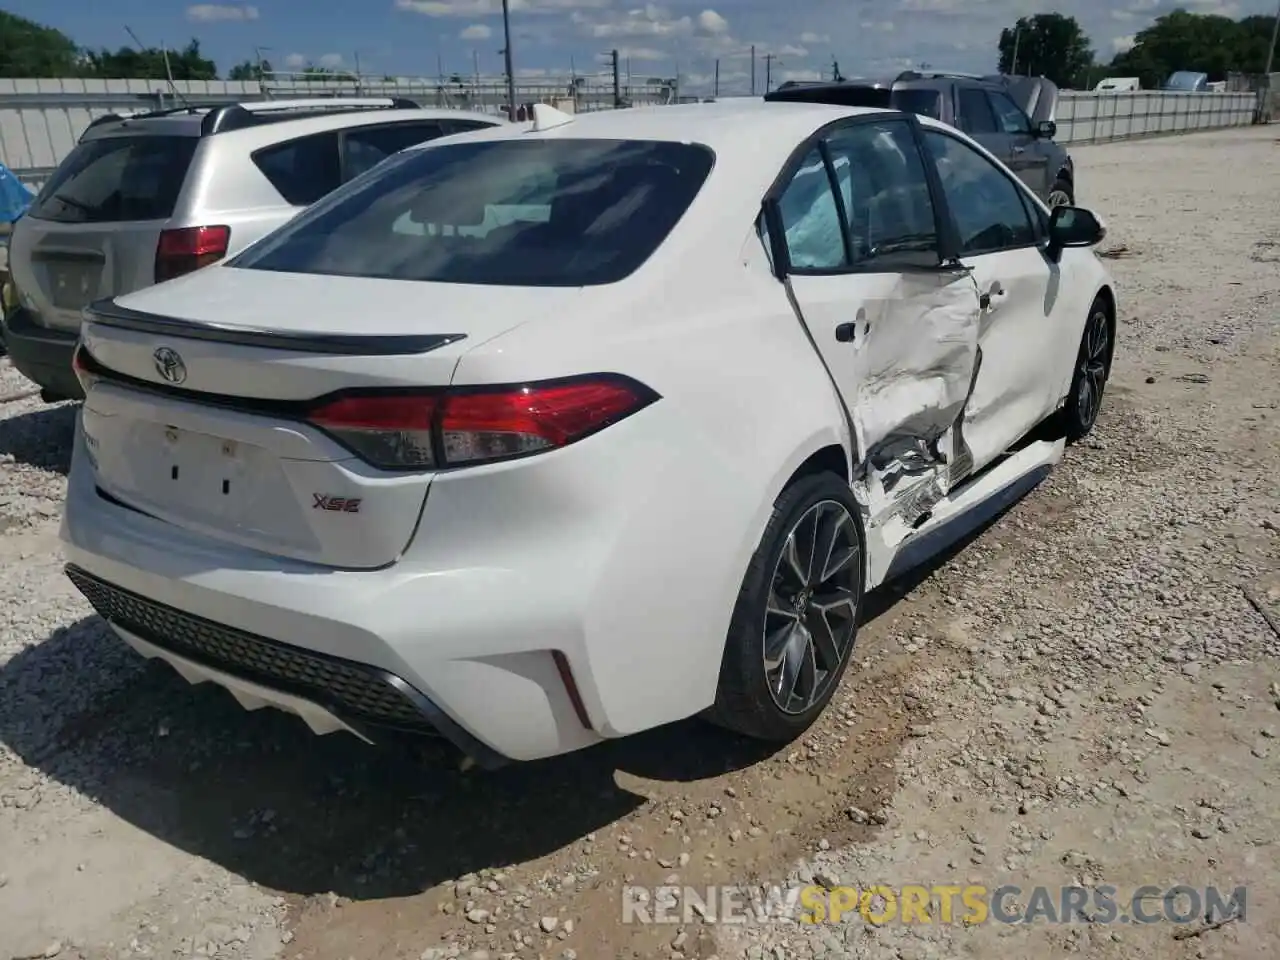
[81, 103, 502, 143]
[405, 99, 891, 156]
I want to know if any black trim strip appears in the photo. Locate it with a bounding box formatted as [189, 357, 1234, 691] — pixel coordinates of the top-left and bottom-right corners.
[85, 299, 467, 356]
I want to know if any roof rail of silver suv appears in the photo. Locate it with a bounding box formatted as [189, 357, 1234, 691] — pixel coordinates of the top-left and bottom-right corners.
[894, 69, 986, 83]
[201, 97, 423, 134]
[79, 97, 424, 141]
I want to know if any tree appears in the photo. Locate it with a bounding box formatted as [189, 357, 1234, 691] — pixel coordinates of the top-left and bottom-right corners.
[228, 59, 271, 81]
[998, 14, 1095, 89]
[295, 65, 359, 83]
[80, 39, 218, 81]
[0, 10, 80, 77]
[1109, 11, 1279, 86]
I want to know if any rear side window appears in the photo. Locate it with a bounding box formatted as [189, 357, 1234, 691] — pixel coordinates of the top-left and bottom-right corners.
[28, 135, 197, 224]
[890, 88, 943, 120]
[957, 88, 997, 134]
[253, 132, 341, 206]
[342, 121, 449, 180]
[445, 118, 498, 133]
[231, 138, 715, 287]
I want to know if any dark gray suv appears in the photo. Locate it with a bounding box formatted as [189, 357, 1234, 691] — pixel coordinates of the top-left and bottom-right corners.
[766, 70, 1075, 208]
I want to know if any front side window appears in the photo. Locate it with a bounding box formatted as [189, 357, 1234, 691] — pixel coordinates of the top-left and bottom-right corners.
[28, 135, 197, 223]
[823, 119, 938, 265]
[957, 88, 997, 135]
[923, 130, 1036, 255]
[988, 91, 1032, 135]
[776, 147, 846, 270]
[232, 138, 714, 287]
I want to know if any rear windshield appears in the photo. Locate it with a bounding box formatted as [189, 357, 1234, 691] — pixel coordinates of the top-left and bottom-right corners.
[230, 138, 715, 287]
[28, 135, 197, 224]
[769, 85, 943, 121]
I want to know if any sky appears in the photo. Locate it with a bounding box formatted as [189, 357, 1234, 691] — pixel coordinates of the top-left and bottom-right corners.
[11, 0, 1280, 95]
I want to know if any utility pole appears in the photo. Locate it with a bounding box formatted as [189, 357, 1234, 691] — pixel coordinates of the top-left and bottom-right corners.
[609, 48, 621, 107]
[1010, 26, 1020, 76]
[750, 44, 756, 95]
[1265, 0, 1280, 76]
[713, 58, 720, 97]
[763, 52, 775, 92]
[500, 0, 516, 121]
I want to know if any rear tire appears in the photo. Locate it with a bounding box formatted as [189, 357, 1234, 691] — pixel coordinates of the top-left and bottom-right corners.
[707, 472, 865, 742]
[1059, 296, 1113, 442]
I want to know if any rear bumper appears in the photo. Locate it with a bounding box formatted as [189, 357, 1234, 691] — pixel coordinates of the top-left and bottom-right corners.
[59, 422, 605, 764]
[1, 307, 83, 400]
[65, 565, 509, 767]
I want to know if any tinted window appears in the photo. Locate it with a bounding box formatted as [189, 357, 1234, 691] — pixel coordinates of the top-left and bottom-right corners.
[767, 86, 892, 108]
[957, 88, 997, 134]
[232, 138, 714, 287]
[28, 135, 197, 223]
[890, 88, 943, 120]
[923, 130, 1035, 255]
[988, 91, 1031, 135]
[446, 118, 499, 133]
[824, 120, 937, 265]
[342, 122, 447, 180]
[253, 132, 341, 206]
[777, 147, 845, 270]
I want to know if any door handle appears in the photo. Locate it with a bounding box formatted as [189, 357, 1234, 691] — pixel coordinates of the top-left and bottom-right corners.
[1011, 145, 1026, 155]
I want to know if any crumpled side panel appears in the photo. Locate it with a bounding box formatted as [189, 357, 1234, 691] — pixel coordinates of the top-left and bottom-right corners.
[848, 272, 982, 478]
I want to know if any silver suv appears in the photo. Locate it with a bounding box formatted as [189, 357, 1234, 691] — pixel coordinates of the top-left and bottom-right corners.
[4, 97, 504, 401]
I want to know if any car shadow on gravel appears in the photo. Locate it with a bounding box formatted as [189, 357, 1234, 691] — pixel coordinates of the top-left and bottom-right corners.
[0, 402, 77, 473]
[0, 485, 1024, 901]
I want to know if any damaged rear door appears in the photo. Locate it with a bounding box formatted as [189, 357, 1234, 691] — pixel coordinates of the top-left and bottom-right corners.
[767, 115, 983, 530]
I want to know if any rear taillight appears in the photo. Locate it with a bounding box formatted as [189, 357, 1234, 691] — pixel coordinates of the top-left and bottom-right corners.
[305, 376, 658, 471]
[155, 225, 231, 283]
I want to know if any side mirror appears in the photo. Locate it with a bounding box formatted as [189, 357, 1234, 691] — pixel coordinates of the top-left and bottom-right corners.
[1035, 119, 1057, 139]
[1046, 205, 1106, 259]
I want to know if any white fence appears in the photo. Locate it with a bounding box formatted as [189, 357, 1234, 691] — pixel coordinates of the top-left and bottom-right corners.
[1053, 90, 1257, 144]
[0, 77, 1266, 190]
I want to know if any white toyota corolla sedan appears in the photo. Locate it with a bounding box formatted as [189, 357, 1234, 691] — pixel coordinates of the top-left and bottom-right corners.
[60, 99, 1116, 767]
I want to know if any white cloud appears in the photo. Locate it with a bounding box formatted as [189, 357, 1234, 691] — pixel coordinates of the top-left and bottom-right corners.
[186, 3, 259, 21]
[697, 10, 729, 35]
[318, 53, 346, 68]
[779, 44, 808, 57]
[283, 52, 306, 69]
[860, 20, 895, 32]
[1111, 33, 1136, 52]
[460, 23, 492, 39]
[618, 45, 668, 61]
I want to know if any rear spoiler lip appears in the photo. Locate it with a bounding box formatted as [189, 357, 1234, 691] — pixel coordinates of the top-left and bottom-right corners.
[83, 298, 467, 356]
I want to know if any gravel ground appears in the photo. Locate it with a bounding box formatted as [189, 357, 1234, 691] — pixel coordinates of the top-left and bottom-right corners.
[0, 125, 1277, 960]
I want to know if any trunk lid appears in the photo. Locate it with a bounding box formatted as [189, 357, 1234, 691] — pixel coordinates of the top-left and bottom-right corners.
[79, 267, 583, 569]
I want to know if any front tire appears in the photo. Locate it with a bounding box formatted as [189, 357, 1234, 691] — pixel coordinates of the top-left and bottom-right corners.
[707, 472, 865, 742]
[1060, 296, 1113, 441]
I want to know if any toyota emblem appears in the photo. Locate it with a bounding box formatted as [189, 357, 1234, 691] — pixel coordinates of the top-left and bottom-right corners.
[153, 347, 187, 384]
